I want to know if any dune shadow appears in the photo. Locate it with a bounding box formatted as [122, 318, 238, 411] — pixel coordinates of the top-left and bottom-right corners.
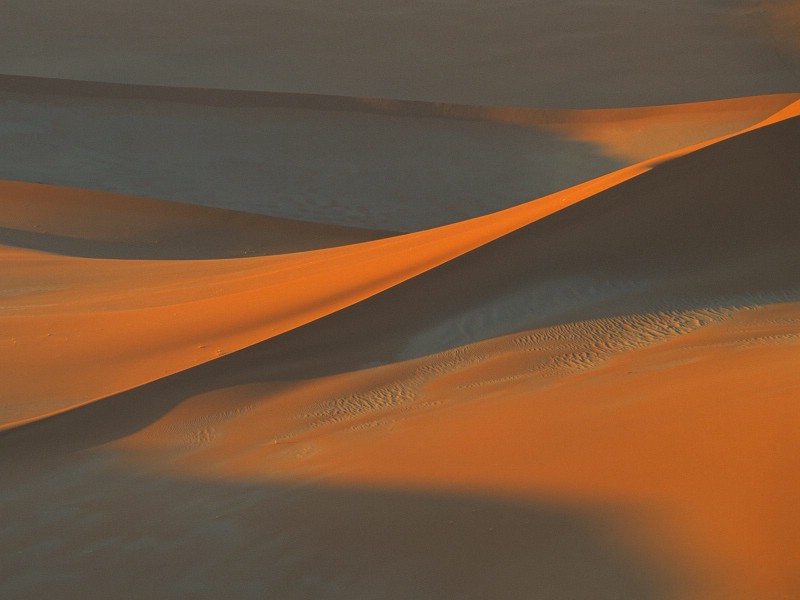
[0, 226, 231, 260]
[0, 455, 679, 600]
[2, 115, 798, 455]
[0, 78, 624, 232]
[0, 223, 394, 260]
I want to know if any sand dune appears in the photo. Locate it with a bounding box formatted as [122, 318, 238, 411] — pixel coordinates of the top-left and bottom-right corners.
[4, 74, 796, 129]
[4, 98, 797, 429]
[3, 76, 797, 229]
[0, 162, 646, 428]
[2, 84, 799, 600]
[0, 75, 622, 230]
[2, 97, 796, 425]
[2, 1, 799, 106]
[0, 180, 392, 259]
[86, 303, 794, 600]
[3, 0, 800, 581]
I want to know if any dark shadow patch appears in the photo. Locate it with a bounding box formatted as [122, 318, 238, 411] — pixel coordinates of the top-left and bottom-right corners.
[0, 455, 681, 600]
[2, 116, 798, 453]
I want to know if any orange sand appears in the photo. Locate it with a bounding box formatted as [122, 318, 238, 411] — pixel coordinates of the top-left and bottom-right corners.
[2, 93, 799, 599]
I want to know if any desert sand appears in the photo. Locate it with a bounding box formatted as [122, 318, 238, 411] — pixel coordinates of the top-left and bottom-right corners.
[2, 2, 799, 600]
[2, 0, 799, 106]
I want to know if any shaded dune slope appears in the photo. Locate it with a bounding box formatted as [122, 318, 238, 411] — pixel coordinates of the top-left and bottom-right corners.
[0, 75, 621, 231]
[2, 177, 631, 427]
[3, 74, 796, 160]
[2, 96, 799, 600]
[2, 100, 798, 433]
[0, 180, 393, 259]
[89, 108, 800, 408]
[3, 74, 796, 128]
[2, 76, 798, 230]
[0, 471, 676, 600]
[1, 0, 799, 107]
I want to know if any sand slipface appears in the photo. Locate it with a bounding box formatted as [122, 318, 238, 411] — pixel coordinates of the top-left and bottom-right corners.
[2, 3, 800, 599]
[2, 96, 799, 600]
[2, 76, 797, 229]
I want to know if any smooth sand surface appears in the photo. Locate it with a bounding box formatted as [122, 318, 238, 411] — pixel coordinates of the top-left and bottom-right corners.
[2, 3, 799, 597]
[2, 76, 796, 229]
[1, 1, 799, 107]
[5, 99, 797, 427]
[2, 91, 799, 599]
[0, 77, 623, 231]
[0, 180, 392, 259]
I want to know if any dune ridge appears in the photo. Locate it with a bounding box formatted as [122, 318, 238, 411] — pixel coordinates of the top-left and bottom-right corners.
[0, 162, 648, 430]
[0, 180, 394, 260]
[5, 76, 798, 231]
[2, 87, 799, 600]
[3, 74, 797, 125]
[4, 74, 797, 152]
[2, 96, 797, 431]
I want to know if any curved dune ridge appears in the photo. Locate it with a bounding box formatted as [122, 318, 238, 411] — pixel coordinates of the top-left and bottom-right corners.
[3, 95, 797, 430]
[3, 75, 798, 230]
[2, 92, 800, 600]
[4, 74, 797, 128]
[4, 74, 797, 164]
[0, 180, 394, 259]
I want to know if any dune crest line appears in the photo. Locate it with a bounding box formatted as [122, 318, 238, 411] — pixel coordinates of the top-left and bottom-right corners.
[2, 73, 798, 127]
[1, 97, 798, 431]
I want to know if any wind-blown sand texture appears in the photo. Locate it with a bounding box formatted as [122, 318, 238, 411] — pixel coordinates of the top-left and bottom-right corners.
[2, 2, 800, 599]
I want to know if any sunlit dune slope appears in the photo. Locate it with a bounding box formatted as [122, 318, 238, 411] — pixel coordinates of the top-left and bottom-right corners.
[3, 2, 800, 597]
[83, 106, 800, 393]
[3, 77, 797, 229]
[0, 180, 393, 259]
[98, 111, 800, 600]
[539, 93, 800, 161]
[105, 305, 800, 600]
[0, 164, 643, 427]
[1, 109, 798, 600]
[1, 101, 798, 429]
